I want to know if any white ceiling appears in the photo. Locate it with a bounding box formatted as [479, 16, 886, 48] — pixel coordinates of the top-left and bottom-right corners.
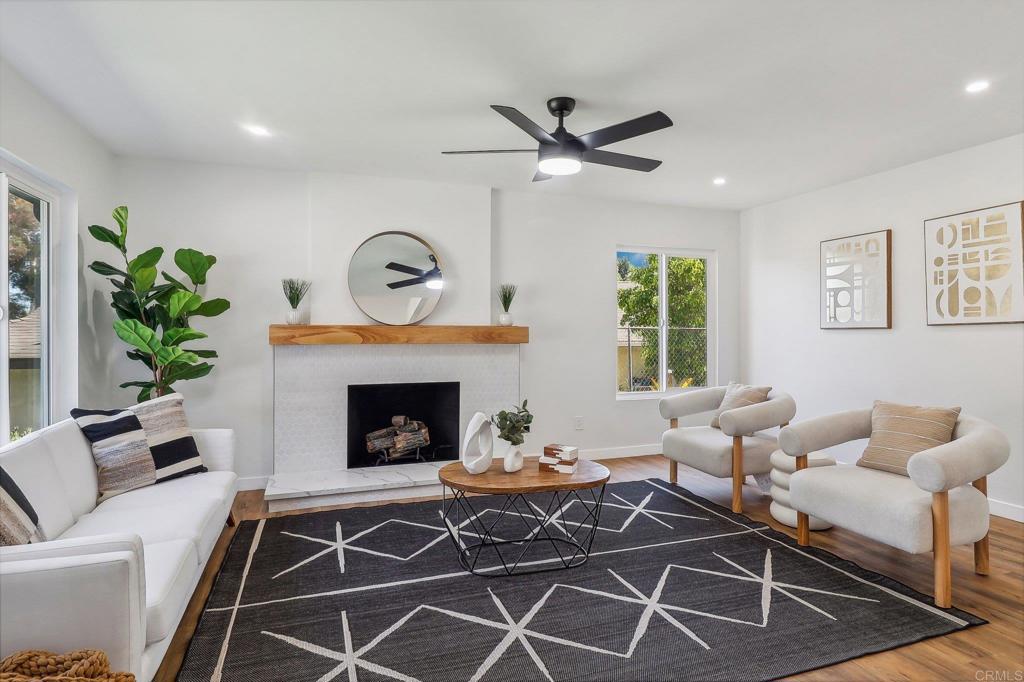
[1, 0, 1022, 209]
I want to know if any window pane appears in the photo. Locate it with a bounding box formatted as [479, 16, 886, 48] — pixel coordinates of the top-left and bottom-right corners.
[617, 251, 660, 392]
[666, 256, 707, 388]
[8, 186, 47, 440]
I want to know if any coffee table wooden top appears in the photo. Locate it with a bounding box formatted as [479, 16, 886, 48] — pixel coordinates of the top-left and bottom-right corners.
[438, 458, 610, 495]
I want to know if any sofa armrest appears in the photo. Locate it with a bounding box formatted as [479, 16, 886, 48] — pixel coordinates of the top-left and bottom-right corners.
[779, 408, 873, 455]
[659, 386, 728, 420]
[0, 550, 146, 678]
[907, 415, 1010, 492]
[719, 391, 796, 436]
[0, 533, 143, 565]
[193, 428, 235, 472]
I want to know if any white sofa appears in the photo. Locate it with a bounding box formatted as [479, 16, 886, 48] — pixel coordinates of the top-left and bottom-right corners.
[0, 418, 238, 681]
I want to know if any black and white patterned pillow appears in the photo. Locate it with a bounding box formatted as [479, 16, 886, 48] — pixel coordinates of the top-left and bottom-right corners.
[72, 393, 207, 500]
[1, 467, 42, 546]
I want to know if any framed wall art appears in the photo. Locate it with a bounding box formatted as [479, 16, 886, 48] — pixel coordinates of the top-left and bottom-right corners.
[924, 201, 1024, 325]
[820, 229, 892, 329]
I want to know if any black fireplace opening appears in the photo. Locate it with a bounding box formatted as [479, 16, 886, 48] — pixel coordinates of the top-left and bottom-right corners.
[347, 381, 460, 468]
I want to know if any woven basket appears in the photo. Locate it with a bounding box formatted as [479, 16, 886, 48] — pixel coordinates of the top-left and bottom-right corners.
[0, 650, 134, 682]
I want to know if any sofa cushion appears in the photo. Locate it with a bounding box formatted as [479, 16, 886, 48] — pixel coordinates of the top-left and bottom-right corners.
[71, 394, 207, 501]
[96, 471, 237, 513]
[59, 497, 222, 560]
[663, 426, 776, 477]
[41, 419, 100, 519]
[0, 432, 74, 540]
[70, 408, 157, 500]
[143, 539, 199, 643]
[1, 467, 42, 545]
[857, 400, 961, 477]
[790, 465, 989, 554]
[710, 382, 772, 429]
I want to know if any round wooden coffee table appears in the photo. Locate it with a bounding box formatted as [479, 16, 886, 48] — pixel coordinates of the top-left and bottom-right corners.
[438, 457, 610, 576]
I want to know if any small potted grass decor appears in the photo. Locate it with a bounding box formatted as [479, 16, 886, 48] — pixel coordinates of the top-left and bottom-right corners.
[497, 283, 517, 326]
[282, 278, 311, 324]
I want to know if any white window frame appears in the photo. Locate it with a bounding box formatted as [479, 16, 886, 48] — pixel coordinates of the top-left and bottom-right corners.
[616, 245, 717, 401]
[2, 150, 78, 442]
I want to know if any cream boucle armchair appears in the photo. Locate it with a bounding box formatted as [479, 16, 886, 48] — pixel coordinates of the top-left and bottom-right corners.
[659, 386, 797, 513]
[779, 410, 1009, 607]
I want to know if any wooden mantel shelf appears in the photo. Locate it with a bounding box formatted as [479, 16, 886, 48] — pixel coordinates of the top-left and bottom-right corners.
[269, 324, 529, 345]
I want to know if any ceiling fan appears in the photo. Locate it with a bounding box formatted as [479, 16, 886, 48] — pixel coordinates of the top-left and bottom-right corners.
[385, 255, 443, 290]
[443, 96, 673, 182]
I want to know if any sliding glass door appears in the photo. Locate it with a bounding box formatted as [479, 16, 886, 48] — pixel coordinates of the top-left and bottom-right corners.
[1, 171, 50, 444]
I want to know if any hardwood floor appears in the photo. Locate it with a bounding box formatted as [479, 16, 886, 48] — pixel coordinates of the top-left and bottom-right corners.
[155, 455, 1024, 681]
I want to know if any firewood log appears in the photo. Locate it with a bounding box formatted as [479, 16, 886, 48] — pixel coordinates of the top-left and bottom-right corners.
[391, 416, 409, 428]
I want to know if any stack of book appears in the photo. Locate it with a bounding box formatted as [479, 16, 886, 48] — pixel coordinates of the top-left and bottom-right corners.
[539, 444, 579, 474]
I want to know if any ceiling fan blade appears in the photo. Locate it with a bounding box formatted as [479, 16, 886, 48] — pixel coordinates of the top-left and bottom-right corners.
[581, 149, 662, 172]
[532, 171, 552, 182]
[386, 262, 428, 277]
[491, 106, 558, 145]
[575, 111, 673, 149]
[387, 277, 427, 290]
[442, 149, 537, 155]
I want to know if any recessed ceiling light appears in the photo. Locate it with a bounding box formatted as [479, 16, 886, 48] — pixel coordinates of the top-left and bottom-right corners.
[712, 177, 727, 186]
[965, 80, 990, 94]
[241, 123, 272, 137]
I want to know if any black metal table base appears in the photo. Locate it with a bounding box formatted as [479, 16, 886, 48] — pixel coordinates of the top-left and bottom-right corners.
[441, 485, 606, 576]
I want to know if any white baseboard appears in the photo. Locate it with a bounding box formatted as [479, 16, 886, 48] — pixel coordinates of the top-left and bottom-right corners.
[580, 443, 662, 460]
[989, 497, 1023, 522]
[237, 475, 269, 491]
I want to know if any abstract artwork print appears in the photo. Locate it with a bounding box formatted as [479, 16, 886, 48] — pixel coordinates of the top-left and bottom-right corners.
[925, 202, 1024, 325]
[820, 229, 892, 329]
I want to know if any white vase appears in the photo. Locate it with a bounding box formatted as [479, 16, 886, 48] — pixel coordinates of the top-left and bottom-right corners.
[461, 412, 494, 474]
[286, 308, 304, 325]
[498, 312, 513, 326]
[503, 444, 524, 473]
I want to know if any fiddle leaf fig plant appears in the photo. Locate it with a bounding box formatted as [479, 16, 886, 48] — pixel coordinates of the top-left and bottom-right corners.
[88, 206, 231, 402]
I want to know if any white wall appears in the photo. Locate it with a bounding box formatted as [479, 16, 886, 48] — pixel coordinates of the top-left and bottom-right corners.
[308, 173, 491, 324]
[493, 189, 741, 456]
[112, 158, 309, 480]
[0, 58, 114, 411]
[740, 134, 1024, 520]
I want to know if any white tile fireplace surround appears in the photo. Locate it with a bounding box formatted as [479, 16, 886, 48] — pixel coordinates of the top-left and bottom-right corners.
[266, 339, 521, 512]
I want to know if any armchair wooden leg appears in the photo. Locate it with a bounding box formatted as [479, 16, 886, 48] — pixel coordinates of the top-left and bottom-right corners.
[667, 418, 679, 485]
[795, 454, 809, 546]
[932, 491, 952, 608]
[731, 436, 743, 513]
[973, 477, 990, 575]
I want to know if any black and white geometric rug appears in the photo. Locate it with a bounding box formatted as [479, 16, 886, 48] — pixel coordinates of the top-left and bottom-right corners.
[179, 479, 984, 681]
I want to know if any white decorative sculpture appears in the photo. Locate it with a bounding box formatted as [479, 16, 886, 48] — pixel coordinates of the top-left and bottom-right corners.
[461, 411, 494, 474]
[503, 444, 524, 473]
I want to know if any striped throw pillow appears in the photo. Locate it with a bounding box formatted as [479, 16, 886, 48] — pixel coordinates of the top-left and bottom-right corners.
[1, 467, 42, 546]
[72, 393, 207, 500]
[710, 382, 772, 429]
[857, 400, 961, 477]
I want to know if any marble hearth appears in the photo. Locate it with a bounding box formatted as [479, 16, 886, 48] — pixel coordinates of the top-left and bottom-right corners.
[266, 332, 523, 512]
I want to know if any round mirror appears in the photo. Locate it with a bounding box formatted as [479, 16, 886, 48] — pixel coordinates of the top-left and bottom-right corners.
[348, 231, 444, 325]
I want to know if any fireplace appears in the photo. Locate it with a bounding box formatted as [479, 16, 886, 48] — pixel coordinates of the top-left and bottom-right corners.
[347, 381, 460, 469]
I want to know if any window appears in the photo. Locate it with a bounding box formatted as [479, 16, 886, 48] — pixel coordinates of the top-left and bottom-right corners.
[616, 248, 715, 396]
[2, 167, 60, 443]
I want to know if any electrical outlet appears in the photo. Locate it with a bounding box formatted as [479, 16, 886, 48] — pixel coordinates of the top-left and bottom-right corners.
[574, 416, 584, 431]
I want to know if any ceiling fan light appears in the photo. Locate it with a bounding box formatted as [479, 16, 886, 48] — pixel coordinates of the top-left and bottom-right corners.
[537, 156, 582, 176]
[425, 277, 444, 290]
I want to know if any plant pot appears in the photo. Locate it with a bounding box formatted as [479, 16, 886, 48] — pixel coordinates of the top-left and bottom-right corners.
[286, 308, 304, 325]
[503, 445, 524, 473]
[498, 312, 513, 326]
